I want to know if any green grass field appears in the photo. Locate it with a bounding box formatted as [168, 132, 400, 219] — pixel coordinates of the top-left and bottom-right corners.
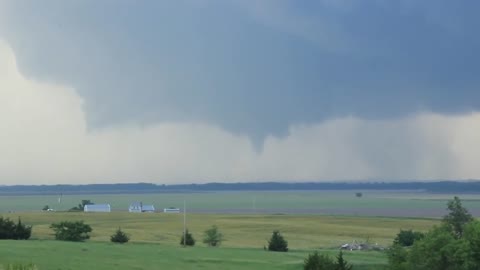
[3, 212, 439, 248]
[0, 211, 440, 270]
[0, 240, 388, 270]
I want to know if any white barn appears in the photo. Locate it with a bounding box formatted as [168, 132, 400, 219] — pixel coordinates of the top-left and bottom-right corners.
[84, 204, 111, 213]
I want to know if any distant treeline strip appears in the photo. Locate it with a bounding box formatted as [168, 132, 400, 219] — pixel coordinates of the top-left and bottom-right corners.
[0, 181, 480, 195]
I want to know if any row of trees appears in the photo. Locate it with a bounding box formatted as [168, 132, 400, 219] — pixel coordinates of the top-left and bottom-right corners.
[388, 196, 479, 270]
[182, 226, 353, 269]
[181, 227, 289, 252]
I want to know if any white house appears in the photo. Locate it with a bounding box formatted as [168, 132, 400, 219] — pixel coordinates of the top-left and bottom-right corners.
[129, 202, 143, 213]
[129, 202, 155, 213]
[84, 204, 111, 213]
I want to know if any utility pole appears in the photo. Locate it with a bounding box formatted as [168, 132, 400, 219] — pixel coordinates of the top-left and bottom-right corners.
[183, 199, 186, 247]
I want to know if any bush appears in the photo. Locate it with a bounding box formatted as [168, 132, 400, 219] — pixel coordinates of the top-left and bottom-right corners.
[203, 225, 223, 247]
[267, 230, 288, 252]
[303, 251, 352, 270]
[303, 251, 336, 270]
[335, 251, 353, 270]
[387, 244, 408, 270]
[0, 217, 32, 240]
[50, 221, 92, 242]
[180, 229, 195, 246]
[110, 228, 129, 244]
[393, 229, 425, 247]
[387, 197, 480, 270]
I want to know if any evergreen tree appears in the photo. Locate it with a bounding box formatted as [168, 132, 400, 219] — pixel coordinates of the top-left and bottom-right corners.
[180, 229, 195, 246]
[303, 251, 338, 270]
[111, 228, 129, 243]
[335, 251, 353, 270]
[443, 196, 473, 238]
[267, 230, 288, 252]
[14, 218, 32, 240]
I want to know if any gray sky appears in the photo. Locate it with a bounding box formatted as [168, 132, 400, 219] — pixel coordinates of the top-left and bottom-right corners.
[0, 0, 479, 185]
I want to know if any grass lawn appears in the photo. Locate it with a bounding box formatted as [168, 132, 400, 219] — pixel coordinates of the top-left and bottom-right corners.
[0, 240, 387, 270]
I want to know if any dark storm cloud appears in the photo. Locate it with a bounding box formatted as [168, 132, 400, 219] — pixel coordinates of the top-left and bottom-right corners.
[0, 0, 479, 145]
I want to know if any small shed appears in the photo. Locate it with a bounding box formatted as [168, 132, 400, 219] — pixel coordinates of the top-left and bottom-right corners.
[84, 204, 111, 213]
[163, 207, 180, 213]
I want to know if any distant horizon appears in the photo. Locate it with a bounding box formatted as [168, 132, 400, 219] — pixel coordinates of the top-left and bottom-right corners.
[2, 181, 480, 196]
[1, 179, 480, 187]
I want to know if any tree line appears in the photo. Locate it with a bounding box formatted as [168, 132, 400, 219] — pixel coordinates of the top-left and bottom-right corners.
[3, 181, 480, 195]
[387, 196, 479, 270]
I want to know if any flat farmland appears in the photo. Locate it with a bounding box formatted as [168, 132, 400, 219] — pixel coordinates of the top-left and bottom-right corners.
[0, 212, 438, 270]
[2, 190, 480, 217]
[1, 212, 438, 248]
[1, 190, 469, 270]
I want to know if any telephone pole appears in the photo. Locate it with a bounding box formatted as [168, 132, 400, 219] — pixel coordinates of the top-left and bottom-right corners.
[183, 199, 186, 247]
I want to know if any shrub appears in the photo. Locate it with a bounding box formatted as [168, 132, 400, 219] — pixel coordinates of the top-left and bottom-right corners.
[393, 229, 425, 247]
[13, 219, 32, 240]
[180, 229, 195, 246]
[50, 221, 92, 242]
[110, 228, 129, 244]
[303, 251, 335, 270]
[335, 251, 352, 270]
[387, 244, 408, 270]
[0, 217, 32, 240]
[203, 225, 223, 247]
[267, 230, 288, 252]
[303, 251, 353, 270]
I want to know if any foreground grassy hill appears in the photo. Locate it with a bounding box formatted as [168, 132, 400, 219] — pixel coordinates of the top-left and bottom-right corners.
[0, 240, 389, 270]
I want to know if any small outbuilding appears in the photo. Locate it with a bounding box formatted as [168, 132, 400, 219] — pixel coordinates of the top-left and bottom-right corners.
[84, 204, 111, 213]
[163, 207, 180, 213]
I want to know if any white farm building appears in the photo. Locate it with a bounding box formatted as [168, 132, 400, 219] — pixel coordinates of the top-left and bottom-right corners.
[84, 204, 111, 213]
